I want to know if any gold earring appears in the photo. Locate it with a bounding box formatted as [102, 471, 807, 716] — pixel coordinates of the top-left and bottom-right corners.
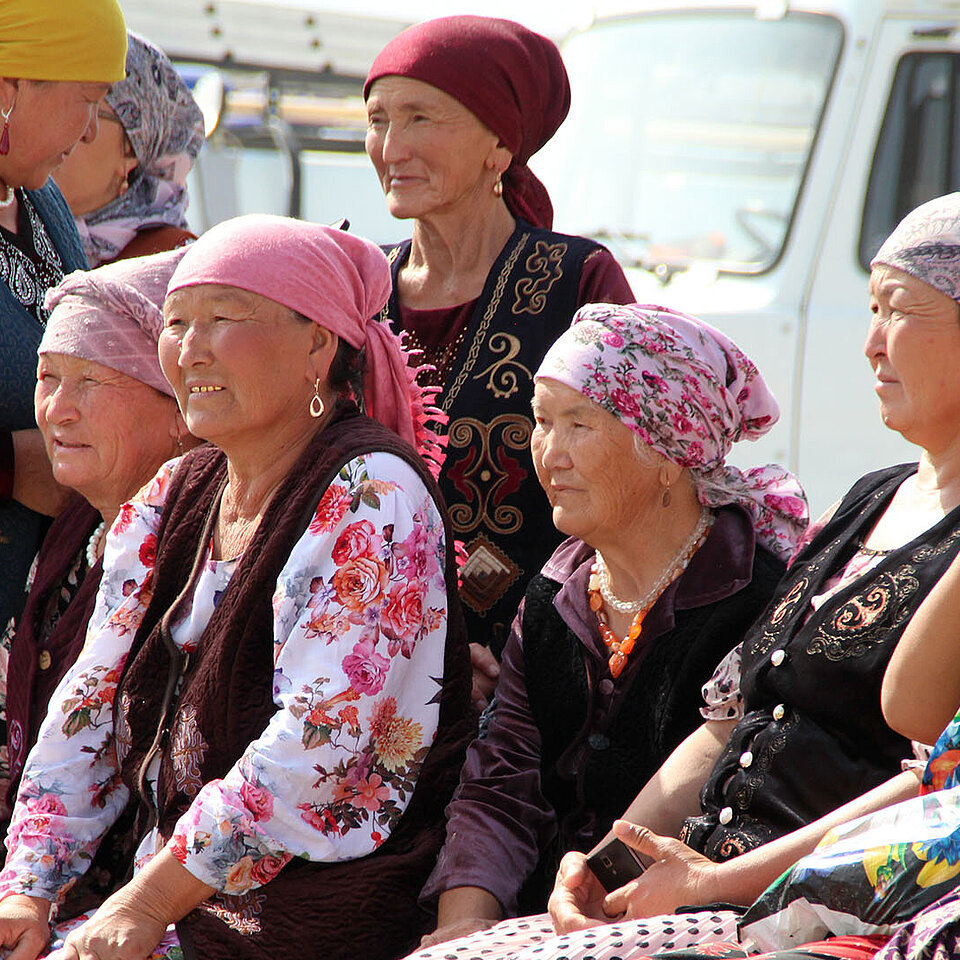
[493, 172, 503, 197]
[309, 378, 324, 419]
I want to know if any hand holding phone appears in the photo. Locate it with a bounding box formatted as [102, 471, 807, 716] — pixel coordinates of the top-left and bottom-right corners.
[586, 836, 646, 893]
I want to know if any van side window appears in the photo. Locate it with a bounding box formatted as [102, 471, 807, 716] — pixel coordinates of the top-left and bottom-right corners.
[860, 52, 960, 267]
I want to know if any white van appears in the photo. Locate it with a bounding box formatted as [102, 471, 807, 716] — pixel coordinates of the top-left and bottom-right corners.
[535, 0, 960, 511]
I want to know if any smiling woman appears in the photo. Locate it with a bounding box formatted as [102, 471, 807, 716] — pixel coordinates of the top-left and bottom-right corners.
[0, 0, 127, 641]
[0, 215, 471, 960]
[364, 17, 634, 664]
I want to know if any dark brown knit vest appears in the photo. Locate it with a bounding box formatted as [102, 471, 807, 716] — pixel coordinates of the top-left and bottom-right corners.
[114, 405, 472, 960]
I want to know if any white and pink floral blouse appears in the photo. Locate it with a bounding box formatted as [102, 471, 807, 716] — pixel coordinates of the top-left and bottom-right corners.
[0, 451, 449, 905]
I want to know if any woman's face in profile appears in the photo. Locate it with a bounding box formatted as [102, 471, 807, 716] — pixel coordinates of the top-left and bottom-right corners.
[365, 76, 504, 221]
[0, 80, 110, 191]
[160, 284, 318, 449]
[34, 352, 176, 512]
[530, 378, 661, 548]
[865, 264, 960, 450]
[54, 103, 138, 217]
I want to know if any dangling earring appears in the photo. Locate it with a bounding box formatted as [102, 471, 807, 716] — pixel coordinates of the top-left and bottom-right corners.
[493, 171, 503, 197]
[0, 103, 12, 156]
[661, 485, 672, 508]
[309, 378, 325, 419]
[118, 175, 129, 197]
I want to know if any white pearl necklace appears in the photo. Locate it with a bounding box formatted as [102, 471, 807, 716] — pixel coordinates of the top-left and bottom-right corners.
[595, 507, 713, 615]
[86, 521, 106, 568]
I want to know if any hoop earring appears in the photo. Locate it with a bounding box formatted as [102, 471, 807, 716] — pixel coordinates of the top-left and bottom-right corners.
[493, 172, 503, 197]
[309, 378, 325, 419]
[0, 103, 12, 156]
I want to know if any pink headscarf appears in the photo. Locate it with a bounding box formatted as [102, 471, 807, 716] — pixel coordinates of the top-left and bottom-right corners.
[166, 215, 444, 472]
[41, 246, 187, 397]
[536, 302, 808, 560]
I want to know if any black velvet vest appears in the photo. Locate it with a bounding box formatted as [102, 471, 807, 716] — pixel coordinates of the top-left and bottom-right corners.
[382, 222, 605, 652]
[682, 463, 960, 861]
[519, 534, 783, 907]
[114, 406, 473, 960]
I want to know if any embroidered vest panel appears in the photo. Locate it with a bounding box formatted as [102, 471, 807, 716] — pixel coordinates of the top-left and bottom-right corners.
[113, 407, 473, 960]
[382, 224, 603, 651]
[520, 540, 784, 905]
[684, 464, 960, 862]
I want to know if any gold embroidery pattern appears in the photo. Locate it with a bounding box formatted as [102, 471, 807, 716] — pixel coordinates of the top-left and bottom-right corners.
[171, 703, 208, 798]
[114, 692, 133, 766]
[459, 534, 522, 614]
[446, 414, 532, 535]
[751, 577, 809, 656]
[201, 890, 266, 935]
[512, 240, 567, 316]
[376, 246, 403, 325]
[442, 233, 529, 413]
[471, 333, 534, 399]
[806, 564, 920, 661]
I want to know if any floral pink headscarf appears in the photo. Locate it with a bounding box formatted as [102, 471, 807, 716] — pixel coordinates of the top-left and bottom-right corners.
[536, 302, 808, 559]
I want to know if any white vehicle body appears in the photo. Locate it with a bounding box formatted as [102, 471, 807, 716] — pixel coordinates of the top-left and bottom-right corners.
[123, 0, 960, 512]
[536, 0, 960, 511]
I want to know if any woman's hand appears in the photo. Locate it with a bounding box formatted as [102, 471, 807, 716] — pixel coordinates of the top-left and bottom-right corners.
[548, 851, 613, 934]
[48, 849, 214, 960]
[47, 890, 168, 960]
[601, 821, 721, 920]
[469, 643, 500, 711]
[0, 894, 52, 960]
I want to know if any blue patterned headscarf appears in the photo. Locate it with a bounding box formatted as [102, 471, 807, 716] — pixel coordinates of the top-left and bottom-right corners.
[872, 193, 960, 301]
[76, 32, 205, 267]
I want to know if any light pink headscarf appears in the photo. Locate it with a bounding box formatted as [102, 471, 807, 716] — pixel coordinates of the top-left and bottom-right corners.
[536, 302, 808, 560]
[41, 246, 188, 396]
[166, 215, 443, 472]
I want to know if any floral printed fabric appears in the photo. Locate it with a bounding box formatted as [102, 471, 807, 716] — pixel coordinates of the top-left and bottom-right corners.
[871, 193, 960, 302]
[534, 302, 808, 560]
[0, 450, 449, 905]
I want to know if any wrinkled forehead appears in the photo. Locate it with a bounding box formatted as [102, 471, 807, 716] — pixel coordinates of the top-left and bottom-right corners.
[164, 283, 271, 316]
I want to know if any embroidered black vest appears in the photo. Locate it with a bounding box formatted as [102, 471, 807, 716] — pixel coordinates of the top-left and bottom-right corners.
[381, 222, 605, 652]
[113, 406, 473, 960]
[682, 463, 960, 861]
[518, 534, 783, 908]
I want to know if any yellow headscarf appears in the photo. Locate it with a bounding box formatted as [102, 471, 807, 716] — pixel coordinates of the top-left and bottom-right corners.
[0, 0, 127, 83]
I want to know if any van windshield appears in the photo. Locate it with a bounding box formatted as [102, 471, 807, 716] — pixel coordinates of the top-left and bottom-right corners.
[536, 11, 843, 274]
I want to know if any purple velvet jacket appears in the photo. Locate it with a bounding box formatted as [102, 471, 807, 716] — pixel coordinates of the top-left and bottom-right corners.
[422, 506, 782, 915]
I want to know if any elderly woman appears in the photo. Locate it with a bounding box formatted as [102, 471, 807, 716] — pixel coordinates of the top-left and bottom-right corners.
[0, 248, 197, 913]
[417, 303, 808, 947]
[0, 0, 127, 633]
[364, 16, 634, 664]
[405, 194, 960, 960]
[0, 216, 471, 960]
[54, 32, 205, 267]
[0, 247, 192, 812]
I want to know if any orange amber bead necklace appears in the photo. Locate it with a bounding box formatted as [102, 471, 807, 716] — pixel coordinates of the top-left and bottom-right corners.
[589, 507, 713, 678]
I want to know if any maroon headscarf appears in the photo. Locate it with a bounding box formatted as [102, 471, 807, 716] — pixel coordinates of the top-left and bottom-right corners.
[364, 15, 570, 229]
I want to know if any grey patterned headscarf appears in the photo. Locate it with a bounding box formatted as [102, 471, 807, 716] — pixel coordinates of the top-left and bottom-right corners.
[76, 32, 205, 267]
[871, 193, 960, 301]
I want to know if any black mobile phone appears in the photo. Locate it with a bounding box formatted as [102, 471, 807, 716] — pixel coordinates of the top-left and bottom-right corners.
[586, 837, 646, 893]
